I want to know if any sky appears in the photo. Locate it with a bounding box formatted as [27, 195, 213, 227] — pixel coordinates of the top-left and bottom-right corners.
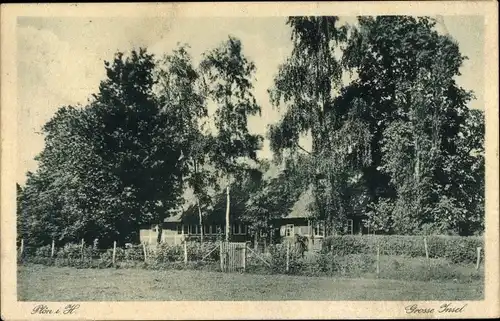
[16, 16, 484, 185]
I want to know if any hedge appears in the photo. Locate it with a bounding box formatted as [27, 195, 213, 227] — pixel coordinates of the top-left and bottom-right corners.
[18, 238, 484, 282]
[321, 235, 484, 264]
[148, 241, 220, 263]
[19, 241, 222, 268]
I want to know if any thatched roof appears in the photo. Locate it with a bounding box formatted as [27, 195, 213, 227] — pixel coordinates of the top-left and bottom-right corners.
[286, 184, 314, 219]
[163, 159, 319, 223]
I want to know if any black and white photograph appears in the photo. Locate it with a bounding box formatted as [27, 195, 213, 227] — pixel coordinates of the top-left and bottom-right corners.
[1, 2, 498, 320]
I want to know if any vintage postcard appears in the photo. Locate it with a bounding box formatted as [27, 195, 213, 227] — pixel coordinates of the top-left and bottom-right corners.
[1, 1, 499, 320]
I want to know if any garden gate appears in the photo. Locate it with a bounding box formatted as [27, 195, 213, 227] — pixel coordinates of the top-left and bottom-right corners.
[220, 242, 246, 272]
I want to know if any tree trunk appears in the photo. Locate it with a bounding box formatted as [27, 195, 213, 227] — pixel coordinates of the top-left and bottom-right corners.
[197, 197, 204, 243]
[414, 137, 420, 183]
[156, 222, 163, 244]
[254, 230, 258, 251]
[225, 185, 230, 242]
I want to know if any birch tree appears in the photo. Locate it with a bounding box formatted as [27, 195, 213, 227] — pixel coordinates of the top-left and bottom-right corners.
[269, 17, 371, 234]
[200, 36, 263, 241]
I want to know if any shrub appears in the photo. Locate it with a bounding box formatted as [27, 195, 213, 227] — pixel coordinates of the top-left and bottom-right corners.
[146, 241, 221, 264]
[124, 245, 144, 261]
[187, 241, 220, 262]
[315, 252, 338, 274]
[56, 243, 84, 260]
[378, 256, 483, 283]
[25, 256, 55, 266]
[35, 245, 52, 258]
[150, 243, 183, 263]
[304, 253, 376, 277]
[322, 235, 483, 264]
[267, 244, 305, 274]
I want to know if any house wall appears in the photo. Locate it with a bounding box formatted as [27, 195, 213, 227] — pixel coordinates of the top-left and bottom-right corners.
[139, 222, 183, 245]
[139, 216, 369, 245]
[276, 216, 367, 239]
[139, 222, 252, 244]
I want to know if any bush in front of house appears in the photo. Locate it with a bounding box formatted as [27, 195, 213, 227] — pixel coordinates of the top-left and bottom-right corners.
[150, 243, 183, 263]
[266, 243, 305, 274]
[321, 235, 483, 264]
[34, 244, 52, 257]
[146, 241, 221, 263]
[124, 245, 145, 261]
[295, 252, 376, 277]
[187, 241, 220, 262]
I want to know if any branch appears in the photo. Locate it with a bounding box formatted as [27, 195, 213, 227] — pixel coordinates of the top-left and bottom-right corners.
[296, 143, 311, 155]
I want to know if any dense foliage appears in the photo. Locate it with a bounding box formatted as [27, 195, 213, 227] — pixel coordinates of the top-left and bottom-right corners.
[17, 38, 262, 247]
[268, 16, 484, 236]
[322, 235, 483, 264]
[17, 16, 484, 247]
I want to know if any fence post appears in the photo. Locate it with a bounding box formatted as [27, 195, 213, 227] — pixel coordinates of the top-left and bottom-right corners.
[242, 245, 246, 272]
[51, 239, 55, 258]
[184, 239, 188, 265]
[112, 241, 117, 265]
[376, 243, 380, 277]
[286, 241, 290, 273]
[424, 236, 430, 269]
[220, 241, 224, 272]
[20, 239, 24, 257]
[142, 242, 147, 263]
[476, 247, 482, 270]
[81, 239, 84, 261]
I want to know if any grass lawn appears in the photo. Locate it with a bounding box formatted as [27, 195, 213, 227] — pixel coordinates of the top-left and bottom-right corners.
[18, 264, 483, 301]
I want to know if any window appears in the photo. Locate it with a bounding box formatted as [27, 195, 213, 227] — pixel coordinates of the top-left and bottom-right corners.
[314, 223, 325, 237]
[347, 219, 354, 235]
[183, 225, 188, 235]
[233, 224, 247, 235]
[285, 224, 294, 237]
[177, 225, 182, 235]
[204, 225, 210, 235]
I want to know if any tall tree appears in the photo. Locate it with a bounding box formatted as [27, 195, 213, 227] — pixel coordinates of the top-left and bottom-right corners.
[18, 49, 187, 247]
[200, 36, 263, 241]
[342, 16, 477, 234]
[155, 45, 216, 243]
[269, 17, 371, 234]
[89, 49, 185, 244]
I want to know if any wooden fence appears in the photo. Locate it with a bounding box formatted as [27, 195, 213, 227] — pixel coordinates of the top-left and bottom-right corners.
[220, 242, 247, 272]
